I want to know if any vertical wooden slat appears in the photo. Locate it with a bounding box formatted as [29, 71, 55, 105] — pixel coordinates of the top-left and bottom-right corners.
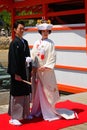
[85, 0, 87, 53]
[11, 1, 15, 39]
[42, 4, 48, 19]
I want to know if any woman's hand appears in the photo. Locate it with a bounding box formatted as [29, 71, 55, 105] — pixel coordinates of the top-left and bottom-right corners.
[38, 66, 46, 71]
[38, 67, 51, 71]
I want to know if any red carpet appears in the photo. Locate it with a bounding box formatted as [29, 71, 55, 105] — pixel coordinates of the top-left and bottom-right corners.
[0, 100, 87, 130]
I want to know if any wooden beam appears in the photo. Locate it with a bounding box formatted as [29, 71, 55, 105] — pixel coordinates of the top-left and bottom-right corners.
[13, 0, 69, 9]
[13, 0, 42, 8]
[55, 46, 86, 51]
[58, 83, 87, 93]
[15, 14, 42, 20]
[53, 26, 85, 31]
[47, 9, 85, 17]
[0, 0, 12, 7]
[55, 65, 87, 72]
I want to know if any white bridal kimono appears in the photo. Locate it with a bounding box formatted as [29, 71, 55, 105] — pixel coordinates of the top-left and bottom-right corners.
[31, 39, 78, 121]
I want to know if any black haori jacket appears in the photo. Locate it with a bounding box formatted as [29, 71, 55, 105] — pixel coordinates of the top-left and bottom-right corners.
[7, 36, 32, 96]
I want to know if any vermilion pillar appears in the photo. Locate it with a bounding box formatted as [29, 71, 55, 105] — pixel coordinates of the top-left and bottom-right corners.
[85, 0, 87, 53]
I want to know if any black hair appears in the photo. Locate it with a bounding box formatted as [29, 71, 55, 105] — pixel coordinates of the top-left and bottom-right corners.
[38, 30, 51, 35]
[13, 21, 25, 29]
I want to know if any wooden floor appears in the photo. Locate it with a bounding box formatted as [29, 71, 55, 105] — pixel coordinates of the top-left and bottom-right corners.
[0, 92, 87, 129]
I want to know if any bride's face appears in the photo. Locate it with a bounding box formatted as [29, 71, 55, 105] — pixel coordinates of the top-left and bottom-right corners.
[41, 30, 49, 39]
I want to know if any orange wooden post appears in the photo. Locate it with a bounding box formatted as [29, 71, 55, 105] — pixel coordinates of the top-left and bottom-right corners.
[85, 0, 87, 54]
[42, 3, 48, 20]
[11, 8, 15, 39]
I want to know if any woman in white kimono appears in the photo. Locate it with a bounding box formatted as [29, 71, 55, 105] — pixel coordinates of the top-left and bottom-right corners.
[29, 19, 78, 121]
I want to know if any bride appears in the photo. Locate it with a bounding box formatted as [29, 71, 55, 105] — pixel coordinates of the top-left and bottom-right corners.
[29, 18, 78, 121]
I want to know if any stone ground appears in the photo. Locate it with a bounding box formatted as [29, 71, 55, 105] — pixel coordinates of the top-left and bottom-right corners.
[0, 49, 8, 67]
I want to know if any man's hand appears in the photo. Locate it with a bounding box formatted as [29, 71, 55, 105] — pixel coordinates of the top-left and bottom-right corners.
[15, 74, 22, 81]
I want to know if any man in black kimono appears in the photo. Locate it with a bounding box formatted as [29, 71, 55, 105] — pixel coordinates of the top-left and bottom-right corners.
[7, 21, 32, 125]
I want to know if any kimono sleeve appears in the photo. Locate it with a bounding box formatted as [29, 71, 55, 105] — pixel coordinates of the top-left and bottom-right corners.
[44, 42, 56, 69]
[31, 41, 38, 64]
[7, 41, 19, 75]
